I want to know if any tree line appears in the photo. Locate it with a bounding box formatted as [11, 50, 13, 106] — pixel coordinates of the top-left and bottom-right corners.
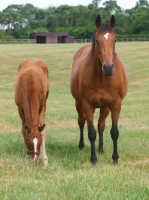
[0, 0, 149, 39]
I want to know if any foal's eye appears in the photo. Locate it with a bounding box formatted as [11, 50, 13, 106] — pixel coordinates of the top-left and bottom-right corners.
[26, 139, 31, 145]
[115, 39, 117, 43]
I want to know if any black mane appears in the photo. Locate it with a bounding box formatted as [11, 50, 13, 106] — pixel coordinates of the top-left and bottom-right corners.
[98, 22, 113, 34]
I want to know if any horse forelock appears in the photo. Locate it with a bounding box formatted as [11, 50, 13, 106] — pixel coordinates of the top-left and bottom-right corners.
[98, 22, 114, 34]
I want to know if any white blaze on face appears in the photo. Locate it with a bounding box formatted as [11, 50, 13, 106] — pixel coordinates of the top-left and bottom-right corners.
[104, 32, 109, 40]
[33, 137, 38, 161]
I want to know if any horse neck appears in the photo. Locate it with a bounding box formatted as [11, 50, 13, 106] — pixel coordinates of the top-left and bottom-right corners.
[23, 94, 40, 127]
[89, 52, 103, 76]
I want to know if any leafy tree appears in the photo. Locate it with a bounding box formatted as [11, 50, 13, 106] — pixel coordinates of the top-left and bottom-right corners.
[0, 1, 149, 39]
[102, 0, 122, 15]
[114, 12, 128, 35]
[135, 0, 149, 8]
[45, 7, 60, 30]
[129, 6, 149, 34]
[2, 4, 23, 34]
[92, 0, 102, 8]
[33, 8, 47, 28]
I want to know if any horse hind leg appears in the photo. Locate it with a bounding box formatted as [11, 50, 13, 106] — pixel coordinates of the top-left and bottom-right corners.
[98, 107, 110, 154]
[75, 101, 86, 149]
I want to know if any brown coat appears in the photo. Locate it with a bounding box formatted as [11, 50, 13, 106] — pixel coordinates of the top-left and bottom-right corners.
[15, 60, 49, 165]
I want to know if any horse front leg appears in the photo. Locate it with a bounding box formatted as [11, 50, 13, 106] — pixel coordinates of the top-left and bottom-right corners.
[18, 108, 27, 152]
[22, 125, 27, 152]
[83, 100, 97, 164]
[39, 106, 48, 166]
[79, 125, 84, 149]
[98, 107, 110, 154]
[111, 123, 119, 164]
[110, 100, 121, 164]
[88, 124, 97, 164]
[40, 130, 48, 166]
[75, 101, 86, 149]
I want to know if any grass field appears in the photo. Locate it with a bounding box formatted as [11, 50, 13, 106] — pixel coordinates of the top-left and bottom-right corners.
[0, 42, 149, 200]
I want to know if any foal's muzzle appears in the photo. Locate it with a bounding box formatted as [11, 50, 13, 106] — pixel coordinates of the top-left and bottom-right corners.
[27, 150, 40, 155]
[27, 150, 40, 164]
[102, 64, 114, 76]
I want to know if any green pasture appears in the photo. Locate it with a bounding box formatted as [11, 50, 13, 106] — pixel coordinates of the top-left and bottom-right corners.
[0, 42, 149, 199]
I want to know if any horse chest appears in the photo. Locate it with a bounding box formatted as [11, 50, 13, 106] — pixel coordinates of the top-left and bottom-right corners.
[84, 87, 118, 107]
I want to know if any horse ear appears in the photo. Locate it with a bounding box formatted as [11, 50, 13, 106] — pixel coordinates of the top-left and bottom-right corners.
[95, 15, 102, 28]
[38, 124, 45, 132]
[110, 15, 115, 28]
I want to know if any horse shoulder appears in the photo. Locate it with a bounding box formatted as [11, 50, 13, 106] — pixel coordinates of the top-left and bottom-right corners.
[72, 44, 91, 68]
[71, 46, 91, 101]
[113, 53, 129, 98]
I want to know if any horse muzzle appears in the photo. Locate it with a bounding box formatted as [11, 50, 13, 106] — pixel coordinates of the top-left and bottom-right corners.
[102, 64, 114, 76]
[27, 150, 40, 164]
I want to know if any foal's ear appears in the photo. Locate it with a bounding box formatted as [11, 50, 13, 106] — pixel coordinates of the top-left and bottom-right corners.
[110, 15, 115, 28]
[38, 124, 45, 132]
[95, 15, 102, 28]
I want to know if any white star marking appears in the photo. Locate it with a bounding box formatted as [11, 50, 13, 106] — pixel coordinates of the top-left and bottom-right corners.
[104, 32, 109, 40]
[33, 137, 38, 161]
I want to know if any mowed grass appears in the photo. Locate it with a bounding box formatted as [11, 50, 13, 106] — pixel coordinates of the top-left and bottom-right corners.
[0, 42, 149, 200]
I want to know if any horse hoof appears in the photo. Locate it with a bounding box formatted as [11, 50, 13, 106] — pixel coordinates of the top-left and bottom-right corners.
[43, 159, 48, 166]
[78, 143, 85, 150]
[98, 149, 104, 154]
[90, 156, 97, 165]
[113, 160, 118, 165]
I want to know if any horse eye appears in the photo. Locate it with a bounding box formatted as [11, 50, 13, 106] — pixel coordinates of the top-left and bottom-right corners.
[95, 39, 99, 44]
[115, 39, 117, 43]
[26, 139, 31, 145]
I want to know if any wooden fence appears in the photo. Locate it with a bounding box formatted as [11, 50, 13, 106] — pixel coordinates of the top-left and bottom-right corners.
[0, 38, 149, 44]
[75, 38, 149, 43]
[0, 39, 35, 44]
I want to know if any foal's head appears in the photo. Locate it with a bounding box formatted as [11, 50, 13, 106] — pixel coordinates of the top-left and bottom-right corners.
[25, 124, 45, 164]
[93, 15, 116, 76]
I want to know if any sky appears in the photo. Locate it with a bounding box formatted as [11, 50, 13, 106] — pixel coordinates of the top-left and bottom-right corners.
[0, 0, 139, 11]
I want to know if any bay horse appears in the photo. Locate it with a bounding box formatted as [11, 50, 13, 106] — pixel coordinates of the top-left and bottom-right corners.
[70, 15, 128, 164]
[15, 60, 49, 165]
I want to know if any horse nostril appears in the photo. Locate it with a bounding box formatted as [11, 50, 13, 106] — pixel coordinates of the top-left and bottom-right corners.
[102, 64, 106, 72]
[112, 64, 114, 71]
[103, 64, 106, 70]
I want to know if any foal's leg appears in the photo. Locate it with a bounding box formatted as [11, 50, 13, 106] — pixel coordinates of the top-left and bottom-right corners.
[39, 106, 48, 166]
[110, 100, 121, 164]
[82, 100, 97, 164]
[22, 125, 27, 151]
[98, 107, 110, 154]
[75, 101, 86, 149]
[18, 108, 27, 151]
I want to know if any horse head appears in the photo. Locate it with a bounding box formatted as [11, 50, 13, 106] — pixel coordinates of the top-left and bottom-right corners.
[94, 15, 116, 76]
[25, 124, 45, 164]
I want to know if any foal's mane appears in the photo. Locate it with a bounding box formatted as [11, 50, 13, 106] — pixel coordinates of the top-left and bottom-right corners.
[91, 22, 115, 56]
